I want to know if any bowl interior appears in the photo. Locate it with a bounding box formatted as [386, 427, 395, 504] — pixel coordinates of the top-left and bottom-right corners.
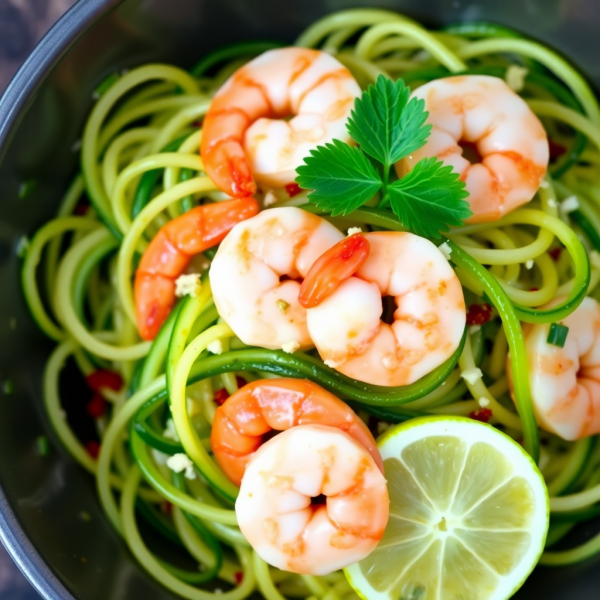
[1, 0, 600, 599]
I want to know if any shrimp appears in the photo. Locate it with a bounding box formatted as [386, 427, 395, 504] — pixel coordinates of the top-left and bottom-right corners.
[397, 75, 549, 223]
[306, 232, 466, 386]
[509, 296, 600, 440]
[211, 378, 383, 486]
[209, 207, 343, 351]
[236, 424, 389, 575]
[200, 48, 361, 197]
[134, 197, 258, 340]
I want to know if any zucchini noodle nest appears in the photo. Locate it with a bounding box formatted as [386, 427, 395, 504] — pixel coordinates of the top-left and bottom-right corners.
[20, 8, 600, 599]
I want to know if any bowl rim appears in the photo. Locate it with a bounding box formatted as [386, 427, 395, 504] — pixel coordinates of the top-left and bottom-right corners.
[0, 2, 122, 598]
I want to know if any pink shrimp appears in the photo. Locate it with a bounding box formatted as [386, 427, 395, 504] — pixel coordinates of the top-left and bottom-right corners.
[200, 47, 360, 197]
[134, 198, 258, 340]
[210, 378, 383, 486]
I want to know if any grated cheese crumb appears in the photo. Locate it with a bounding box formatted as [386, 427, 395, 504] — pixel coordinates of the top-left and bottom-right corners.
[263, 191, 278, 207]
[460, 367, 483, 385]
[324, 358, 342, 368]
[438, 242, 452, 260]
[347, 227, 363, 236]
[560, 195, 579, 214]
[539, 180, 549, 189]
[591, 250, 600, 271]
[166, 453, 197, 480]
[505, 65, 528, 92]
[547, 198, 558, 209]
[207, 340, 223, 355]
[525, 259, 534, 270]
[478, 397, 490, 408]
[163, 419, 180, 441]
[175, 273, 201, 297]
[282, 340, 300, 354]
[469, 325, 481, 334]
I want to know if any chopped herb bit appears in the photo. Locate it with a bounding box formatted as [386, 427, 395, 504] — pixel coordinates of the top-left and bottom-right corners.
[16, 236, 30, 258]
[93, 72, 120, 99]
[2, 379, 15, 395]
[19, 180, 38, 199]
[36, 435, 50, 457]
[276, 299, 289, 313]
[547, 323, 569, 348]
[296, 74, 471, 239]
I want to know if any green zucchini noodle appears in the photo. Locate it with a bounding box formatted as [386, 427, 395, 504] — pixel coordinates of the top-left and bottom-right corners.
[19, 7, 600, 595]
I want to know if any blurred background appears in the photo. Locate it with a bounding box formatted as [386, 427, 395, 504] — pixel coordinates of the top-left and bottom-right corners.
[0, 0, 76, 92]
[1, 2, 76, 596]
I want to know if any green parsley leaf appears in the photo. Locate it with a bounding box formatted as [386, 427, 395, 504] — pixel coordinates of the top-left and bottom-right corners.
[295, 139, 381, 216]
[346, 75, 431, 167]
[388, 157, 472, 239]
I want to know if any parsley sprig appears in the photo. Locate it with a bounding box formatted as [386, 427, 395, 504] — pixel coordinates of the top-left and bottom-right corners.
[296, 75, 472, 239]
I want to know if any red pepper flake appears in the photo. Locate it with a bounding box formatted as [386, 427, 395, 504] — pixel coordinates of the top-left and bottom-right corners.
[549, 247, 563, 261]
[234, 572, 244, 584]
[86, 393, 107, 418]
[214, 377, 247, 406]
[285, 182, 303, 198]
[530, 287, 539, 292]
[85, 441, 100, 459]
[74, 202, 90, 216]
[161, 501, 173, 516]
[549, 140, 566, 160]
[86, 369, 123, 392]
[214, 388, 230, 406]
[469, 408, 493, 423]
[466, 303, 492, 326]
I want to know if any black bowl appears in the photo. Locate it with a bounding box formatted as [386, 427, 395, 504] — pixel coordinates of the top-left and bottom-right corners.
[1, 1, 600, 598]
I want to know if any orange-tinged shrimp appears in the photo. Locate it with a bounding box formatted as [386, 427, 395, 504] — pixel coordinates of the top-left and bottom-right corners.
[200, 47, 360, 196]
[306, 232, 466, 386]
[397, 75, 549, 223]
[236, 424, 389, 575]
[299, 233, 370, 309]
[134, 197, 258, 340]
[210, 378, 383, 486]
[508, 296, 600, 440]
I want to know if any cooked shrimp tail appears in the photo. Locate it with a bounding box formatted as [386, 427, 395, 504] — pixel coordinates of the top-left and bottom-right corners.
[299, 233, 370, 308]
[201, 119, 257, 197]
[135, 197, 259, 340]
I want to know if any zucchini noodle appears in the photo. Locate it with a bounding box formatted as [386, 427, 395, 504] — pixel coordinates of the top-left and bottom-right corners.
[20, 7, 600, 598]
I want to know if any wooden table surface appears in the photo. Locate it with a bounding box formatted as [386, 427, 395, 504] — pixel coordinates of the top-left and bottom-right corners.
[0, 3, 77, 599]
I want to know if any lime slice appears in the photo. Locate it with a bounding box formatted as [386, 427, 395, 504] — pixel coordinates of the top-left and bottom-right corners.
[345, 416, 549, 600]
